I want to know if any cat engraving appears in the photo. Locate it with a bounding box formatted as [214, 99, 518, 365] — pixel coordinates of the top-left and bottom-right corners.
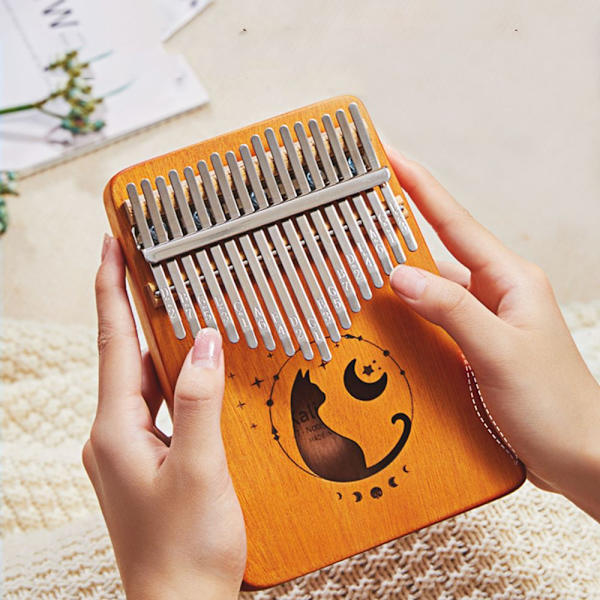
[291, 370, 411, 482]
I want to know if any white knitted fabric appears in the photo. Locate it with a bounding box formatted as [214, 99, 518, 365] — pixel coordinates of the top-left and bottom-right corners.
[2, 303, 600, 599]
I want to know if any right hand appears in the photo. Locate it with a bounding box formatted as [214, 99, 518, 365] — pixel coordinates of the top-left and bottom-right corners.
[386, 148, 600, 520]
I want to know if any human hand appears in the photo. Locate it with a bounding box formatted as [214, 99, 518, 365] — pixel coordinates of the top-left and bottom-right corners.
[387, 148, 600, 520]
[83, 236, 246, 600]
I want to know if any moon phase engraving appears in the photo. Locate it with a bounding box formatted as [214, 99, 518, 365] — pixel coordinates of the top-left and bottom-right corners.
[388, 476, 398, 487]
[370, 486, 383, 499]
[343, 358, 388, 401]
[402, 464, 410, 473]
[353, 491, 363, 503]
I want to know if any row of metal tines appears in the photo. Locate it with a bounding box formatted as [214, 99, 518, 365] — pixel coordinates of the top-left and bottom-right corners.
[126, 103, 417, 361]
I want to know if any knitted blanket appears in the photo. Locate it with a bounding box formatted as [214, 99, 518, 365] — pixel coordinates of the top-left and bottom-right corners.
[2, 303, 600, 599]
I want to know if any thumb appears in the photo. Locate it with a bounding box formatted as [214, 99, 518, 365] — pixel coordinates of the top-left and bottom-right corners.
[390, 265, 506, 364]
[169, 328, 226, 472]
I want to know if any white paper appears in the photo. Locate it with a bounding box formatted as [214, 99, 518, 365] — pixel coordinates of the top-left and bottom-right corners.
[152, 0, 213, 41]
[0, 0, 209, 174]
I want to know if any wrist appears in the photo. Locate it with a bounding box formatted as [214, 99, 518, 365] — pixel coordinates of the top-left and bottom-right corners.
[551, 382, 600, 520]
[125, 569, 241, 600]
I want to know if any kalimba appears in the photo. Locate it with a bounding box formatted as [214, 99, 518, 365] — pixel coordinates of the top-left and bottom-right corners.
[104, 96, 525, 589]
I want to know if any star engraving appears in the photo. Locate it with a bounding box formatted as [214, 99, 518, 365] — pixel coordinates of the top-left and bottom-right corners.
[251, 377, 264, 388]
[362, 364, 374, 376]
[250, 423, 257, 429]
[228, 372, 235, 379]
[236, 400, 246, 409]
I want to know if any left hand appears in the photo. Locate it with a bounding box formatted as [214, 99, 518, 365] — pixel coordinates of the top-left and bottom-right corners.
[83, 235, 246, 600]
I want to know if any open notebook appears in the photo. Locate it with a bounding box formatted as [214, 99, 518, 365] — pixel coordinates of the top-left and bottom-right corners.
[0, 0, 210, 175]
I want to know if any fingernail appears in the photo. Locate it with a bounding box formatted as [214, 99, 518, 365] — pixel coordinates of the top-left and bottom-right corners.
[390, 265, 428, 300]
[191, 328, 222, 369]
[101, 234, 111, 261]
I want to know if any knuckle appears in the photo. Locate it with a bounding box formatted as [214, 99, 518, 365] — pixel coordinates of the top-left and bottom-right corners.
[175, 454, 230, 490]
[438, 282, 469, 317]
[96, 325, 117, 354]
[89, 424, 116, 463]
[175, 378, 221, 406]
[526, 262, 550, 287]
[436, 206, 472, 236]
[81, 440, 94, 472]
[94, 264, 110, 297]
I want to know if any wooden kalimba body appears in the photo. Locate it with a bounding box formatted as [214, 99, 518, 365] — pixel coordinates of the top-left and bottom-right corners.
[104, 96, 525, 589]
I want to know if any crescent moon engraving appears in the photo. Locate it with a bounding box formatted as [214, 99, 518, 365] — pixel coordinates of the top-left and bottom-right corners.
[336, 492, 343, 500]
[388, 476, 398, 487]
[353, 491, 363, 503]
[402, 464, 409, 474]
[343, 358, 388, 401]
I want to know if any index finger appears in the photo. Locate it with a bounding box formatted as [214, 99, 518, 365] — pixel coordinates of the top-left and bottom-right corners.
[95, 235, 143, 416]
[386, 147, 522, 279]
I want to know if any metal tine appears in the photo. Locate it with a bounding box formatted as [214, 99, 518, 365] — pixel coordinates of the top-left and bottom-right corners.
[239, 236, 295, 356]
[241, 141, 314, 357]
[296, 215, 351, 327]
[127, 183, 186, 339]
[212, 248, 258, 348]
[308, 119, 361, 312]
[339, 201, 383, 288]
[251, 135, 282, 204]
[198, 160, 226, 223]
[227, 149, 295, 355]
[142, 179, 204, 336]
[240, 144, 269, 209]
[213, 152, 275, 349]
[155, 176, 201, 336]
[254, 230, 313, 360]
[340, 108, 406, 264]
[322, 114, 382, 288]
[197, 250, 240, 344]
[278, 124, 336, 355]
[280, 125, 310, 195]
[324, 205, 372, 299]
[290, 121, 355, 323]
[322, 114, 352, 180]
[185, 165, 239, 343]
[310, 210, 361, 311]
[211, 153, 241, 218]
[335, 109, 393, 274]
[285, 122, 342, 337]
[294, 122, 325, 189]
[168, 170, 218, 330]
[225, 151, 255, 214]
[206, 155, 257, 348]
[287, 118, 368, 304]
[282, 219, 341, 341]
[183, 166, 211, 228]
[225, 239, 275, 351]
[265, 128, 296, 200]
[268, 225, 330, 361]
[337, 109, 405, 265]
[348, 102, 417, 252]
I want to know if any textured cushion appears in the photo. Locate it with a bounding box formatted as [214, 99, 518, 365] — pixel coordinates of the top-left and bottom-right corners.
[2, 303, 599, 599]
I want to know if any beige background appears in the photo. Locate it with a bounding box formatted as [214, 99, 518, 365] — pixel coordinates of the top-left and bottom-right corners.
[3, 0, 599, 327]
